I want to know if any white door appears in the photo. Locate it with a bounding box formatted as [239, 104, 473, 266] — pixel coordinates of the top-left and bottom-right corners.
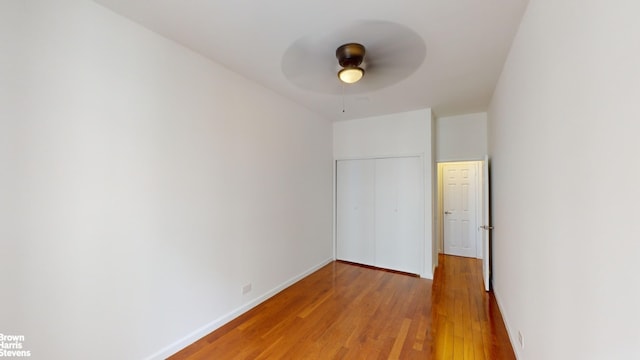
[336, 159, 375, 266]
[336, 156, 423, 275]
[443, 162, 478, 258]
[374, 157, 423, 274]
[480, 157, 492, 291]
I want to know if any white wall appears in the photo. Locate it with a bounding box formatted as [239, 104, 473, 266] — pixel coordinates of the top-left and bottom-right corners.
[435, 112, 487, 162]
[333, 109, 434, 278]
[0, 1, 333, 359]
[488, 0, 640, 359]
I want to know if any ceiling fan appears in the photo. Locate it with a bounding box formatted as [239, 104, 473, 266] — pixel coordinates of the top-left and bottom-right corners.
[336, 43, 366, 84]
[281, 20, 426, 94]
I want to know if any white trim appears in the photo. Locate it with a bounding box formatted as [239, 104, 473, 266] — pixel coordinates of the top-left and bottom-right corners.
[144, 257, 334, 360]
[436, 164, 443, 256]
[334, 152, 425, 162]
[493, 285, 521, 360]
[332, 159, 337, 261]
[474, 161, 482, 259]
[436, 155, 487, 162]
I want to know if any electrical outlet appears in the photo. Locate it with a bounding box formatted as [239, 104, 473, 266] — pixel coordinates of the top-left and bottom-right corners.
[242, 283, 252, 295]
[518, 331, 524, 349]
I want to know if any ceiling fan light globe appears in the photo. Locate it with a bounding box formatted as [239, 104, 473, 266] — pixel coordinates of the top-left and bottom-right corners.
[338, 67, 364, 84]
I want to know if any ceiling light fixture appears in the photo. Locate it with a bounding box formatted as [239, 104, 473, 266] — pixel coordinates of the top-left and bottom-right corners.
[336, 43, 366, 84]
[338, 67, 364, 84]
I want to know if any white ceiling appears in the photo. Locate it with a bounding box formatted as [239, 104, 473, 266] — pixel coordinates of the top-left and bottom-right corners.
[94, 0, 529, 121]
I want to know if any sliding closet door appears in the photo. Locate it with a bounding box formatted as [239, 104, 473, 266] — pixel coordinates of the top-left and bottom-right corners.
[374, 157, 423, 274]
[336, 159, 375, 266]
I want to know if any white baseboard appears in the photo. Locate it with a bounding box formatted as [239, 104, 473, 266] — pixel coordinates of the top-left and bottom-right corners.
[144, 257, 334, 360]
[492, 284, 521, 360]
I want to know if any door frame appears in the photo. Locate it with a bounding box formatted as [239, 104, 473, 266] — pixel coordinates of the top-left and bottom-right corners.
[480, 155, 491, 291]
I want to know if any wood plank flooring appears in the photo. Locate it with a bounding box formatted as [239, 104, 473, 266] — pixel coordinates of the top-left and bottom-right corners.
[169, 255, 515, 359]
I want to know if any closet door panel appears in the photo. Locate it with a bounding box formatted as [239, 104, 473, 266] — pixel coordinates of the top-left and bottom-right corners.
[374, 157, 423, 274]
[336, 159, 375, 266]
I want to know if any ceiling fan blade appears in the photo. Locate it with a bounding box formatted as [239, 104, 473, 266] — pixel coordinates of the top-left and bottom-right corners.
[281, 33, 342, 93]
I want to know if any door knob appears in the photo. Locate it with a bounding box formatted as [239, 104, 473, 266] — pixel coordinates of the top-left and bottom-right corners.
[444, 211, 452, 215]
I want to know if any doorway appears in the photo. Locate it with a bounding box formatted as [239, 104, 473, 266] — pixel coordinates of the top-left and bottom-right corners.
[436, 159, 492, 291]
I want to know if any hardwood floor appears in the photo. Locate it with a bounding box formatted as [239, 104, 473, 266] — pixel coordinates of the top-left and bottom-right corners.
[169, 255, 515, 359]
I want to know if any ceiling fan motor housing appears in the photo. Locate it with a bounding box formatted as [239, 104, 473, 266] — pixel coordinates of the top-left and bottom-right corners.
[336, 43, 365, 67]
